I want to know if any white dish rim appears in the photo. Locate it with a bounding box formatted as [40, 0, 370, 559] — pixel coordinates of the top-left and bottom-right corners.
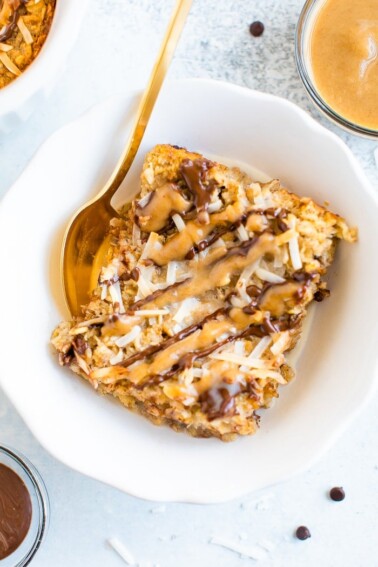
[1, 78, 377, 503]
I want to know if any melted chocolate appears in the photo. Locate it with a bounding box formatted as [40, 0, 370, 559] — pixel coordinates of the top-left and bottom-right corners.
[0, 464, 32, 560]
[200, 385, 241, 421]
[119, 267, 140, 282]
[313, 288, 330, 302]
[129, 279, 189, 311]
[203, 237, 259, 268]
[126, 308, 227, 371]
[180, 158, 215, 224]
[137, 315, 293, 389]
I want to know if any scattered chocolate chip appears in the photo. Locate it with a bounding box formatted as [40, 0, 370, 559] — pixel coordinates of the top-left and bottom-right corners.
[295, 526, 311, 540]
[330, 487, 345, 501]
[313, 288, 330, 302]
[249, 21, 264, 37]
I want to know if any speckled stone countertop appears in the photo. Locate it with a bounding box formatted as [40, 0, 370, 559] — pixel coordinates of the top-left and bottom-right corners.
[0, 1, 377, 566]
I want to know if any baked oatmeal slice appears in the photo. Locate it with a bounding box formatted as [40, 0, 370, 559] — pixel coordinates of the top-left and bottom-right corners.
[51, 144, 356, 441]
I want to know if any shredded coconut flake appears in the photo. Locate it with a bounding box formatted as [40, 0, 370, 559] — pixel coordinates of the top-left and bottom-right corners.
[132, 223, 141, 246]
[270, 331, 290, 356]
[109, 281, 125, 313]
[210, 352, 272, 368]
[255, 267, 285, 284]
[211, 237, 226, 249]
[139, 232, 161, 261]
[0, 43, 13, 52]
[75, 353, 90, 375]
[208, 200, 223, 213]
[172, 213, 186, 232]
[144, 165, 154, 185]
[0, 52, 21, 75]
[254, 194, 266, 209]
[100, 284, 107, 300]
[137, 271, 157, 297]
[135, 309, 169, 317]
[236, 224, 249, 242]
[287, 216, 303, 270]
[273, 252, 283, 269]
[110, 350, 124, 366]
[233, 341, 246, 356]
[69, 327, 89, 336]
[249, 336, 272, 359]
[166, 262, 177, 285]
[253, 369, 287, 383]
[237, 261, 259, 288]
[137, 192, 152, 208]
[107, 538, 136, 565]
[173, 298, 198, 323]
[17, 16, 33, 44]
[210, 536, 267, 561]
[115, 326, 142, 348]
[192, 368, 203, 378]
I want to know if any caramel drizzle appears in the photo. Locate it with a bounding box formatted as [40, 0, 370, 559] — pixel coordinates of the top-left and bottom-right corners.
[95, 307, 263, 385]
[119, 308, 225, 368]
[134, 233, 275, 311]
[0, 0, 27, 42]
[88, 159, 316, 420]
[135, 183, 192, 232]
[147, 196, 250, 266]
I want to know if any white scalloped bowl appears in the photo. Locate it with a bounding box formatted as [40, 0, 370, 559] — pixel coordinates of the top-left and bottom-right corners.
[0, 0, 89, 133]
[0, 79, 377, 503]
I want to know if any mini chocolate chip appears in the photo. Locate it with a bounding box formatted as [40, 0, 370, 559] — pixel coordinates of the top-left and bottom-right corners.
[295, 526, 311, 540]
[330, 487, 345, 501]
[249, 21, 264, 37]
[314, 289, 330, 302]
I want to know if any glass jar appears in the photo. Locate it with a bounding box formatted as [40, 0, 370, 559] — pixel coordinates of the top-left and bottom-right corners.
[0, 446, 49, 567]
[295, 0, 378, 139]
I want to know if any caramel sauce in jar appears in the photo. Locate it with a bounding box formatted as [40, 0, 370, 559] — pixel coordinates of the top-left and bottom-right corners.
[310, 0, 378, 130]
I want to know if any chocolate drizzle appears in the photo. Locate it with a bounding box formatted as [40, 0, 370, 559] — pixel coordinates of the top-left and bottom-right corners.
[136, 312, 295, 389]
[200, 385, 241, 421]
[127, 308, 227, 371]
[129, 279, 189, 311]
[0, 464, 32, 560]
[180, 158, 215, 224]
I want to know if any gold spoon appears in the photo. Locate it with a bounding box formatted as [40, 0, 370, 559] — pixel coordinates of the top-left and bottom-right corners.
[61, 0, 192, 317]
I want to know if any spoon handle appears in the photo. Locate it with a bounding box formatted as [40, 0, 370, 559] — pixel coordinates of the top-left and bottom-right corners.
[99, 0, 193, 203]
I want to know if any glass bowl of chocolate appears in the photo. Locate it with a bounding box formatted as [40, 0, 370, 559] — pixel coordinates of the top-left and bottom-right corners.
[296, 0, 378, 138]
[0, 446, 49, 566]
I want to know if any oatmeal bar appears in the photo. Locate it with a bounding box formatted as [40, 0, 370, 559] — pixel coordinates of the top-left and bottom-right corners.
[51, 144, 356, 441]
[0, 0, 56, 89]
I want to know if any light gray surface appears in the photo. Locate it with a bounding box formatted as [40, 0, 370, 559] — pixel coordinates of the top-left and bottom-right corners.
[0, 1, 377, 566]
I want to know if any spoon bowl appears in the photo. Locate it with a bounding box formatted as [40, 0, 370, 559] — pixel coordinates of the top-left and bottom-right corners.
[61, 0, 192, 317]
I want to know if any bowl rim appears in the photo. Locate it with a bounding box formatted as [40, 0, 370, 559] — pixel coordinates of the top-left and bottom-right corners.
[295, 0, 378, 139]
[0, 78, 377, 503]
[0, 445, 49, 565]
[0, 0, 89, 116]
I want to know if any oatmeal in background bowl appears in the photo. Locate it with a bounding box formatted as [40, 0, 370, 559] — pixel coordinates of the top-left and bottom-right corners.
[0, 0, 88, 132]
[0, 0, 56, 88]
